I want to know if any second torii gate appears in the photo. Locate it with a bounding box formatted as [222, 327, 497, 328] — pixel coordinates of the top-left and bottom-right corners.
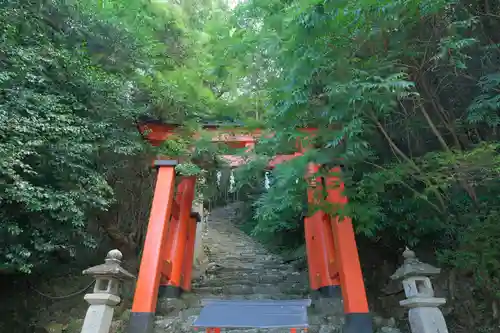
[127, 119, 373, 333]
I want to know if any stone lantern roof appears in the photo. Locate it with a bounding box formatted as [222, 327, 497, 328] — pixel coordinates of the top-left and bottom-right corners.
[83, 249, 135, 281]
[390, 247, 441, 281]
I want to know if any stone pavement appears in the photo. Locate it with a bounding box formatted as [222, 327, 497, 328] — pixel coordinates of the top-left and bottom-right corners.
[154, 203, 344, 333]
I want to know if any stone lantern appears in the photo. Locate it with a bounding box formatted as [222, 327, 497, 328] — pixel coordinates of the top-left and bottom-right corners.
[81, 249, 135, 333]
[390, 248, 448, 333]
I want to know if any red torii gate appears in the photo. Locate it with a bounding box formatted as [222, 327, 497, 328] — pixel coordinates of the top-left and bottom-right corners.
[127, 120, 373, 333]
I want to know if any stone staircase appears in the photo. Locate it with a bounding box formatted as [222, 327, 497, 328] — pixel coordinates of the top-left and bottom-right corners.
[154, 203, 344, 333]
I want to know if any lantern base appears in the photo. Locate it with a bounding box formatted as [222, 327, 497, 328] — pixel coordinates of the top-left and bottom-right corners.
[344, 313, 373, 333]
[127, 312, 154, 333]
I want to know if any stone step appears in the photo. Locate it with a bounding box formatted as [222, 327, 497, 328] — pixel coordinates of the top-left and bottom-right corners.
[195, 277, 308, 291]
[194, 285, 253, 296]
[197, 274, 290, 285]
[206, 261, 286, 268]
[211, 253, 280, 259]
[189, 293, 309, 302]
[205, 248, 270, 255]
[207, 258, 282, 265]
[153, 203, 344, 333]
[206, 268, 286, 275]
[211, 265, 293, 274]
[206, 250, 265, 254]
[206, 267, 287, 274]
[193, 284, 308, 297]
[209, 266, 277, 274]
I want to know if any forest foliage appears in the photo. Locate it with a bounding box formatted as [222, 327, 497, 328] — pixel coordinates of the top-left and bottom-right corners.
[215, 0, 500, 272]
[1, 0, 500, 330]
[0, 0, 224, 273]
[212, 0, 500, 329]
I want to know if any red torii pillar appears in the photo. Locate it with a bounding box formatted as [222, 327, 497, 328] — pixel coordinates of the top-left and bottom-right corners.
[128, 160, 177, 333]
[181, 211, 201, 291]
[303, 163, 341, 296]
[297, 133, 341, 296]
[128, 160, 199, 333]
[324, 167, 372, 333]
[170, 176, 196, 295]
[158, 185, 183, 295]
[297, 125, 371, 331]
